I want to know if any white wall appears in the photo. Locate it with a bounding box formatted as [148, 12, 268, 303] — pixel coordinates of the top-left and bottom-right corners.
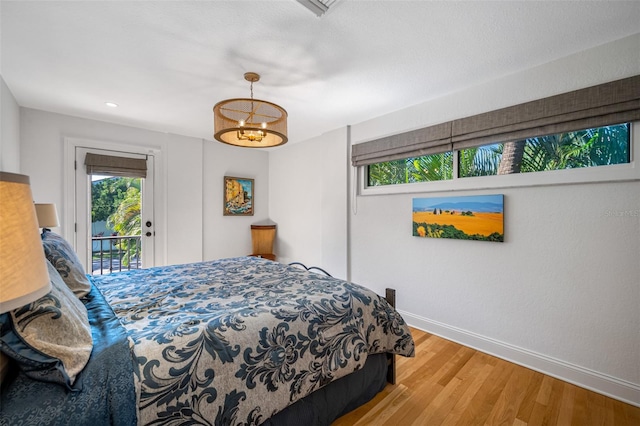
[202, 141, 270, 260]
[1, 75, 20, 172]
[352, 180, 639, 398]
[19, 108, 269, 267]
[269, 127, 349, 279]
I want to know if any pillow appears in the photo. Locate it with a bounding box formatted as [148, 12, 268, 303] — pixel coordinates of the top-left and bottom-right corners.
[0, 260, 93, 389]
[42, 231, 91, 298]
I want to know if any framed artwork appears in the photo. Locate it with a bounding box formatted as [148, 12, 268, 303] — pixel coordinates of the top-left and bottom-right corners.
[223, 176, 254, 216]
[412, 194, 504, 242]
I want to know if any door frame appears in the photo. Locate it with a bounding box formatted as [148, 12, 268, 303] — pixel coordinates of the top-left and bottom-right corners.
[63, 137, 166, 270]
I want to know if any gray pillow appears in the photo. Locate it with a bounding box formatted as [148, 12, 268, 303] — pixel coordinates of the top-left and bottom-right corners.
[42, 231, 91, 298]
[0, 261, 93, 389]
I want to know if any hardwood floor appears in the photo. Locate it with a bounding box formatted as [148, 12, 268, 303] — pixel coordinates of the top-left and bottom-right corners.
[333, 328, 640, 426]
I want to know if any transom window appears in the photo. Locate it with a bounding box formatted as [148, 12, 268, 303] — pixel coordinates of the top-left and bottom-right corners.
[367, 123, 631, 187]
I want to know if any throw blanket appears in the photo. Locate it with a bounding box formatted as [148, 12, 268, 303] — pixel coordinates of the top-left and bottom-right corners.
[92, 257, 414, 425]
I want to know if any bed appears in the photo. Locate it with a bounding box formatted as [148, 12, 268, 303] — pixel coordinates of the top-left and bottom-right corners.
[1, 233, 414, 425]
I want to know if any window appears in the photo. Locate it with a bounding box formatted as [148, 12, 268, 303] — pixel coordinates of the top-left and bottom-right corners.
[354, 75, 640, 193]
[367, 123, 631, 186]
[459, 123, 630, 177]
[368, 152, 453, 186]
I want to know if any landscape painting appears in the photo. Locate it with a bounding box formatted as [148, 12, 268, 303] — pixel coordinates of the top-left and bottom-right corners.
[412, 194, 504, 242]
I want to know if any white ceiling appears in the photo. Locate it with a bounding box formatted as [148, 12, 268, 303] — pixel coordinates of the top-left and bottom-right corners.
[2, 1, 639, 145]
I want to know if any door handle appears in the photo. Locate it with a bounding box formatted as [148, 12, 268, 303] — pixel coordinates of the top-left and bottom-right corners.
[145, 221, 152, 228]
[145, 232, 152, 237]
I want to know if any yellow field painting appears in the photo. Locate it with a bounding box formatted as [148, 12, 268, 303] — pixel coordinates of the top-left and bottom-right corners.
[412, 211, 503, 236]
[412, 194, 504, 242]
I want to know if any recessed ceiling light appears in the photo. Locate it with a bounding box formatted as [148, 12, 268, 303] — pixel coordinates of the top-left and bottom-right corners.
[105, 102, 118, 108]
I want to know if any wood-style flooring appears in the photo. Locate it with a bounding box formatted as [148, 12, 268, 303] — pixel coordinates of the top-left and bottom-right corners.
[333, 328, 640, 426]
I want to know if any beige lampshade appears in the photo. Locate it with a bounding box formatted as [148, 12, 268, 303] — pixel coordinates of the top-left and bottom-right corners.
[35, 203, 60, 228]
[0, 172, 51, 313]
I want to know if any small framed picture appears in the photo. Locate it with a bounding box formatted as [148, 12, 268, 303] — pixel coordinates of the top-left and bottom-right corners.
[223, 176, 254, 216]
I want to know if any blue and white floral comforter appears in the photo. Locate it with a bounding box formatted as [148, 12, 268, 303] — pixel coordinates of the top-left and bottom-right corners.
[91, 257, 414, 425]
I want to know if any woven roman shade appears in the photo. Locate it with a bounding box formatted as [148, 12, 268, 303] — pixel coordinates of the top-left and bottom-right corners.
[84, 153, 147, 178]
[451, 75, 640, 149]
[351, 74, 640, 166]
[351, 122, 452, 167]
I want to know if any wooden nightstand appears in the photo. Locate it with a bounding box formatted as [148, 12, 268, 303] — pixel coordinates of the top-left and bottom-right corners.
[250, 223, 276, 261]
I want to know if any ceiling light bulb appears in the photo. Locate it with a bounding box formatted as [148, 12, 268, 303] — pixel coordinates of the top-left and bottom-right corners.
[239, 120, 245, 127]
[261, 122, 267, 129]
[105, 102, 118, 108]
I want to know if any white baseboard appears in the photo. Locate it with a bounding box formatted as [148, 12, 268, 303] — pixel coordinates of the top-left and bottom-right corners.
[400, 310, 640, 408]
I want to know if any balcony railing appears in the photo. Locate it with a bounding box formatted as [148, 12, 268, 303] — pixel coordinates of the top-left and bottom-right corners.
[91, 235, 141, 275]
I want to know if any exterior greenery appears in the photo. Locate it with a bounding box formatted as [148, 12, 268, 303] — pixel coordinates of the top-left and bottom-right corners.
[106, 185, 142, 237]
[368, 124, 630, 186]
[368, 152, 453, 186]
[91, 177, 141, 224]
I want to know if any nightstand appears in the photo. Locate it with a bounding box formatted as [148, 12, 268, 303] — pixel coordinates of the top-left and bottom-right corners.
[250, 223, 276, 261]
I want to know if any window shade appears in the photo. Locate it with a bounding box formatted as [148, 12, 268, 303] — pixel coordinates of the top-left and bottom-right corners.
[451, 75, 640, 149]
[84, 153, 147, 178]
[351, 74, 640, 166]
[351, 122, 452, 167]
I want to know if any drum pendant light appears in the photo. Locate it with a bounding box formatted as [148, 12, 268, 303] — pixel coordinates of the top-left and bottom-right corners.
[213, 72, 288, 148]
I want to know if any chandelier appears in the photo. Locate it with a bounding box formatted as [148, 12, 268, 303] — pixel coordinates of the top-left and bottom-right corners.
[213, 72, 288, 148]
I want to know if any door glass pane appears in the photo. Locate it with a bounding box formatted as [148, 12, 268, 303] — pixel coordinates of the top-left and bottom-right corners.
[90, 175, 142, 275]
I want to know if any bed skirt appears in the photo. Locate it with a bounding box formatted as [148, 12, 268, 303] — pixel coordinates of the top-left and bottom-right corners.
[262, 352, 387, 425]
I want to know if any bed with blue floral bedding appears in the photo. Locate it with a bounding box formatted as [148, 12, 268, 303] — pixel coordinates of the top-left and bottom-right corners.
[2, 255, 414, 425]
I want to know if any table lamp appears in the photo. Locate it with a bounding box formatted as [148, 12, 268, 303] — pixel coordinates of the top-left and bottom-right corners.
[0, 172, 51, 313]
[35, 203, 60, 234]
